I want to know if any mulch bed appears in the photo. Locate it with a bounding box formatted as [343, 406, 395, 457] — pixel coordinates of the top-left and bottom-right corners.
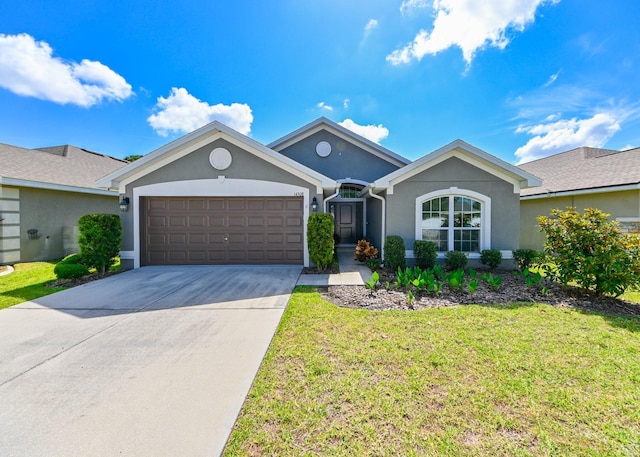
[47, 270, 123, 288]
[321, 269, 640, 318]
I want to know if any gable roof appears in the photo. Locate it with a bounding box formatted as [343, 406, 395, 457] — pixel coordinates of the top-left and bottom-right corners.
[518, 146, 640, 197]
[268, 117, 411, 168]
[97, 120, 337, 193]
[366, 139, 542, 195]
[0, 143, 127, 195]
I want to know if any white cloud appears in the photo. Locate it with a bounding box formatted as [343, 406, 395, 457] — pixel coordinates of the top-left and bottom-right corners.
[343, 98, 351, 109]
[400, 0, 430, 15]
[361, 19, 379, 46]
[147, 87, 253, 136]
[387, 0, 558, 66]
[0, 33, 132, 107]
[338, 119, 389, 144]
[515, 112, 621, 163]
[317, 101, 334, 111]
[543, 70, 561, 87]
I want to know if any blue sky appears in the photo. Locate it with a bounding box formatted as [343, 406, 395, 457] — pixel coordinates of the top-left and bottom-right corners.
[1, 0, 639, 164]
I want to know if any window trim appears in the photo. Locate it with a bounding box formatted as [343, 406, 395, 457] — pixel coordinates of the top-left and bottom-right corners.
[415, 187, 491, 253]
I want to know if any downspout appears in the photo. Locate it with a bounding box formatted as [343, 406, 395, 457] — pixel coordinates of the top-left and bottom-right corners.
[368, 188, 386, 261]
[323, 183, 342, 213]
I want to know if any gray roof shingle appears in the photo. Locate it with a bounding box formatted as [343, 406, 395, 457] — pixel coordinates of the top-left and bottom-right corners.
[0, 143, 128, 190]
[518, 146, 640, 197]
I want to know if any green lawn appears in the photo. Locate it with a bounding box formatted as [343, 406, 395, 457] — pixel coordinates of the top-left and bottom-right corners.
[0, 261, 66, 310]
[224, 287, 640, 456]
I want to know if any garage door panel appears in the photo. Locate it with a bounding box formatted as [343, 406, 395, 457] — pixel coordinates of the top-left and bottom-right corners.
[143, 196, 304, 265]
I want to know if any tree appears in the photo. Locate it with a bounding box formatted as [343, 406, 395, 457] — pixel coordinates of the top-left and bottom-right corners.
[78, 214, 122, 273]
[124, 154, 143, 162]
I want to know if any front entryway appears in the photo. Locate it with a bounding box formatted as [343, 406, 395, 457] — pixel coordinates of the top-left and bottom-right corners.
[332, 202, 363, 244]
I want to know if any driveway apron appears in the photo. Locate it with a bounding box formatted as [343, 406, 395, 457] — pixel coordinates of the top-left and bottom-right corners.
[0, 265, 301, 457]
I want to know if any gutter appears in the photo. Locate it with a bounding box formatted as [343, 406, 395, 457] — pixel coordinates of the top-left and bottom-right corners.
[323, 183, 342, 212]
[367, 188, 386, 261]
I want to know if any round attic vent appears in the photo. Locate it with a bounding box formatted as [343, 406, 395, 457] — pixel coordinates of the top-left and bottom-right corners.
[209, 147, 232, 170]
[316, 141, 332, 157]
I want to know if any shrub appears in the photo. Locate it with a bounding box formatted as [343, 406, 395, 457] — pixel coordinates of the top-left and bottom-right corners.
[54, 263, 90, 280]
[512, 249, 540, 271]
[366, 258, 381, 270]
[414, 240, 437, 270]
[445, 251, 468, 271]
[58, 253, 84, 265]
[537, 207, 640, 296]
[307, 213, 335, 270]
[354, 239, 379, 262]
[384, 236, 406, 272]
[78, 214, 122, 273]
[480, 249, 502, 270]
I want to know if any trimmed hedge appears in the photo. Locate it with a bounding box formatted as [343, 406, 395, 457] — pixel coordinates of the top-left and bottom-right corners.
[512, 249, 540, 271]
[78, 214, 122, 273]
[307, 213, 335, 270]
[414, 240, 437, 270]
[445, 251, 468, 271]
[480, 249, 502, 270]
[384, 236, 406, 272]
[54, 263, 90, 280]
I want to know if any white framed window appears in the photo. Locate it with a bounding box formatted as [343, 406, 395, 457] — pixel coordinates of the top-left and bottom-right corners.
[415, 188, 491, 253]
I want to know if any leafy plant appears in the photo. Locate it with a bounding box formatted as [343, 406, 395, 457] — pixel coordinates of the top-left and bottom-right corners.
[480, 249, 502, 270]
[512, 248, 540, 272]
[384, 236, 406, 272]
[468, 278, 478, 295]
[445, 250, 468, 271]
[58, 253, 84, 266]
[365, 271, 380, 295]
[482, 272, 503, 291]
[446, 269, 465, 290]
[413, 240, 438, 270]
[307, 213, 335, 270]
[538, 207, 640, 296]
[78, 214, 122, 273]
[407, 290, 415, 308]
[354, 239, 379, 263]
[54, 263, 90, 280]
[366, 258, 381, 270]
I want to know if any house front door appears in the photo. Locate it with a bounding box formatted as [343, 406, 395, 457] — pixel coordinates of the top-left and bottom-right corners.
[333, 202, 362, 244]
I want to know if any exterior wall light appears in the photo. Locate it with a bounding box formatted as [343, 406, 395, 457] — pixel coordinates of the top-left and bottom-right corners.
[311, 197, 318, 212]
[119, 197, 130, 212]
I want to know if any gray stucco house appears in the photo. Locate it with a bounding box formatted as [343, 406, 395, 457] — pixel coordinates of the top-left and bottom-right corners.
[97, 118, 541, 270]
[0, 143, 127, 264]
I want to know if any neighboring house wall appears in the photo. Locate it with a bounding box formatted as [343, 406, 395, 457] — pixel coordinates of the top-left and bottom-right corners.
[520, 189, 640, 249]
[386, 157, 520, 256]
[119, 138, 323, 270]
[277, 131, 401, 182]
[19, 187, 118, 262]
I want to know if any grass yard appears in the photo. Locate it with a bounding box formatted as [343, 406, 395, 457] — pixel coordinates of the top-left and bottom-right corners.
[225, 287, 640, 456]
[0, 261, 66, 310]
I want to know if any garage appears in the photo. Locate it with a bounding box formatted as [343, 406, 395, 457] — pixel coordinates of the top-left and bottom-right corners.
[141, 196, 304, 265]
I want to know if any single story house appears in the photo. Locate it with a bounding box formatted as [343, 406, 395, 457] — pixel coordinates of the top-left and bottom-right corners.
[518, 146, 640, 249]
[97, 117, 541, 270]
[0, 143, 128, 264]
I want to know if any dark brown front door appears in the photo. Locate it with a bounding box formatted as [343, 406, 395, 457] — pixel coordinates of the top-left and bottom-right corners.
[141, 197, 303, 265]
[334, 202, 362, 244]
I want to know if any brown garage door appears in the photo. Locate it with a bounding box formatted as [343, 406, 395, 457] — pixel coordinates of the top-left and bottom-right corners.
[141, 197, 304, 265]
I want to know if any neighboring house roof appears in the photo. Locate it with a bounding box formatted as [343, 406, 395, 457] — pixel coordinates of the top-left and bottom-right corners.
[0, 143, 127, 195]
[268, 117, 411, 168]
[366, 139, 542, 195]
[518, 146, 640, 197]
[97, 120, 338, 193]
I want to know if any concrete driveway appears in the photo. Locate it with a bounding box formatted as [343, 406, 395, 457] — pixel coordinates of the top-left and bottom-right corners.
[0, 265, 301, 457]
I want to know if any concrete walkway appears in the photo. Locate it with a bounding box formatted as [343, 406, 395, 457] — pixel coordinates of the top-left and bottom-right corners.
[0, 265, 300, 457]
[297, 247, 373, 286]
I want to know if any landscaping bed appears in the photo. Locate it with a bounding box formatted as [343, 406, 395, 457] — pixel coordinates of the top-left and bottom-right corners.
[323, 269, 640, 317]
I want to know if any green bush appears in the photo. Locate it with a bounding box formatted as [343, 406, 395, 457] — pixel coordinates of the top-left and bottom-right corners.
[58, 253, 84, 265]
[78, 214, 122, 273]
[480, 249, 502, 270]
[512, 249, 540, 271]
[445, 251, 468, 271]
[538, 207, 640, 296]
[414, 240, 438, 270]
[54, 263, 90, 280]
[384, 236, 406, 272]
[307, 213, 335, 270]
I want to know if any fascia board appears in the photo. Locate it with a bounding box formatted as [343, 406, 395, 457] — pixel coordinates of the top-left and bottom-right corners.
[269, 118, 410, 167]
[520, 183, 640, 200]
[0, 177, 118, 196]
